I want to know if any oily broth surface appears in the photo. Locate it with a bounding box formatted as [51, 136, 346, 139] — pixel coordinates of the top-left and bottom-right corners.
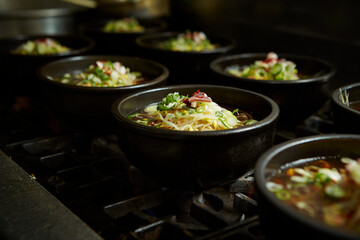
[268, 156, 360, 235]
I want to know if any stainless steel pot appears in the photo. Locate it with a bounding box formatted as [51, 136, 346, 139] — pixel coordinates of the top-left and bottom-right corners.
[96, 0, 169, 18]
[0, 0, 88, 37]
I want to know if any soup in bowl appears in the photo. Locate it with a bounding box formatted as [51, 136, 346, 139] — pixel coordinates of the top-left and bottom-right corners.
[255, 134, 360, 240]
[38, 55, 168, 130]
[210, 52, 336, 129]
[135, 31, 236, 84]
[81, 17, 167, 55]
[0, 34, 95, 92]
[112, 84, 279, 189]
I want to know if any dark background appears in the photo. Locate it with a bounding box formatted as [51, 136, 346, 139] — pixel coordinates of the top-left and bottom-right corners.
[168, 0, 360, 91]
[1, 0, 359, 98]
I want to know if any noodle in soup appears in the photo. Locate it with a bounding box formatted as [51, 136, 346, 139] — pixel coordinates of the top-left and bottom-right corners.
[128, 90, 257, 131]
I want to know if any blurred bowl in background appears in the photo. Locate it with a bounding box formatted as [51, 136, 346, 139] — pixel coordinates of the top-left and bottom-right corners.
[0, 34, 95, 94]
[210, 53, 336, 129]
[331, 82, 360, 134]
[38, 55, 168, 131]
[81, 17, 167, 55]
[136, 31, 236, 85]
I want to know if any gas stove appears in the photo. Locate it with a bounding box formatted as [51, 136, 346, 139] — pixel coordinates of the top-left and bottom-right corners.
[0, 91, 334, 240]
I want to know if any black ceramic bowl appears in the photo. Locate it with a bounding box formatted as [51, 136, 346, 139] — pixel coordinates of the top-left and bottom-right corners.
[81, 17, 167, 55]
[255, 134, 360, 240]
[38, 55, 169, 129]
[135, 31, 236, 85]
[0, 34, 95, 92]
[331, 82, 360, 134]
[112, 84, 279, 189]
[210, 53, 336, 129]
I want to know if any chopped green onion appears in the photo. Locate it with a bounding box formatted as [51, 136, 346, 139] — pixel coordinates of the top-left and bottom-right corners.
[128, 113, 138, 118]
[244, 119, 257, 125]
[215, 111, 223, 117]
[270, 62, 282, 75]
[196, 106, 205, 113]
[275, 189, 291, 200]
[325, 184, 345, 199]
[107, 60, 114, 68]
[219, 118, 230, 129]
[315, 172, 331, 184]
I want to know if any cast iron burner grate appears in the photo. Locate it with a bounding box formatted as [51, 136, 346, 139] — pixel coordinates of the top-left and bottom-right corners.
[3, 131, 264, 240]
[0, 94, 335, 240]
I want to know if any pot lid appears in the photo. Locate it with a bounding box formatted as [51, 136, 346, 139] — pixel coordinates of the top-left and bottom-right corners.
[0, 0, 88, 18]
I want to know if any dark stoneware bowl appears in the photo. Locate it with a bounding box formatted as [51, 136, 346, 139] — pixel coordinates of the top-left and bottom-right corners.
[135, 31, 236, 85]
[81, 18, 167, 55]
[210, 53, 336, 129]
[38, 55, 168, 130]
[331, 82, 360, 134]
[112, 84, 279, 189]
[255, 134, 360, 240]
[0, 34, 95, 92]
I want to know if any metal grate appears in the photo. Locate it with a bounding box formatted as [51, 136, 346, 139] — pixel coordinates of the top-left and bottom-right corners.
[0, 93, 335, 239]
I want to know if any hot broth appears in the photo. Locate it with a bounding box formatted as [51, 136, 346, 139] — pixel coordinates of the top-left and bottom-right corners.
[350, 100, 360, 112]
[267, 157, 360, 235]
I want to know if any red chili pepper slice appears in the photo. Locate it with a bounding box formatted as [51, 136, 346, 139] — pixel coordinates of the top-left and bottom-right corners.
[189, 90, 212, 102]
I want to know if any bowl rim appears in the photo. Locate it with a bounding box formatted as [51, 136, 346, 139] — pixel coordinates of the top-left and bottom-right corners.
[111, 84, 279, 138]
[135, 31, 237, 55]
[254, 133, 360, 240]
[332, 82, 360, 116]
[37, 55, 169, 93]
[209, 52, 337, 85]
[1, 34, 95, 58]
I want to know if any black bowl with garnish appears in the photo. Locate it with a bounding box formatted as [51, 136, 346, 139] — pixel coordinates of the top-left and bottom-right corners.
[111, 84, 279, 189]
[255, 134, 360, 240]
[0, 34, 95, 90]
[210, 53, 336, 130]
[135, 31, 236, 85]
[37, 55, 168, 131]
[81, 17, 167, 55]
[331, 82, 360, 134]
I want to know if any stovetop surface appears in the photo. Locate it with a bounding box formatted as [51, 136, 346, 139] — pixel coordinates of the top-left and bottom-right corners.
[0, 90, 335, 240]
